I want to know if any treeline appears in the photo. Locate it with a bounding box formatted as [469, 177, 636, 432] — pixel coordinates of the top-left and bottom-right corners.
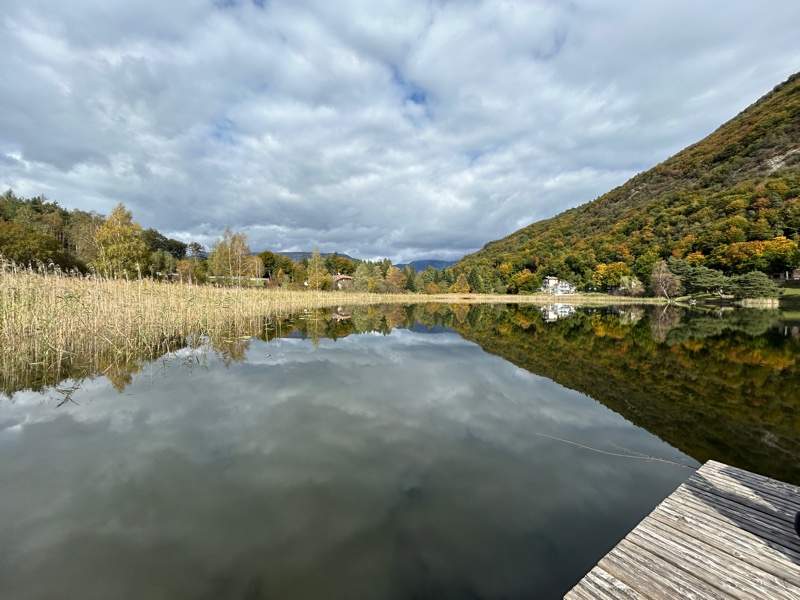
[259, 249, 472, 294]
[0, 190, 200, 275]
[453, 72, 800, 295]
[0, 191, 470, 293]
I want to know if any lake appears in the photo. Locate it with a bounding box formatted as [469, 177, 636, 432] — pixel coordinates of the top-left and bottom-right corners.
[1, 303, 797, 599]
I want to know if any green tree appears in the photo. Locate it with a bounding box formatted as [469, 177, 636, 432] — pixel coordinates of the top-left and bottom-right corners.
[188, 242, 208, 261]
[729, 271, 782, 299]
[142, 228, 187, 259]
[0, 221, 72, 267]
[687, 266, 728, 295]
[93, 203, 149, 278]
[353, 262, 372, 292]
[259, 250, 298, 281]
[324, 252, 355, 275]
[149, 249, 177, 278]
[403, 265, 417, 292]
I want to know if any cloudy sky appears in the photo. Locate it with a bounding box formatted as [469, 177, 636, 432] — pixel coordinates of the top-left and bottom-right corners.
[1, 1, 799, 262]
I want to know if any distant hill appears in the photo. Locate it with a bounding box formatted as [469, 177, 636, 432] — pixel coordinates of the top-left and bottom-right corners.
[456, 72, 800, 292]
[256, 251, 356, 263]
[396, 259, 457, 271]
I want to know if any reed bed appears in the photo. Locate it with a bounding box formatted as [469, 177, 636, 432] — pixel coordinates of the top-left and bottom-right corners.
[0, 260, 665, 395]
[0, 261, 411, 395]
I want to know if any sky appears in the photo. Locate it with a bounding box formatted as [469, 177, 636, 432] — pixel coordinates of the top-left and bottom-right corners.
[1, 1, 799, 263]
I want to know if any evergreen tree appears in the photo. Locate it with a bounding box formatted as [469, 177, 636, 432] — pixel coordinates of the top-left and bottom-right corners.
[729, 272, 782, 298]
[687, 266, 728, 295]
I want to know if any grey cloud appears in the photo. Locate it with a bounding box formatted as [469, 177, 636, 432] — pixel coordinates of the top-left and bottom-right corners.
[1, 0, 798, 261]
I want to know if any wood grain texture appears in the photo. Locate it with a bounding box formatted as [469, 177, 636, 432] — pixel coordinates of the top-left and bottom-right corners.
[564, 460, 800, 599]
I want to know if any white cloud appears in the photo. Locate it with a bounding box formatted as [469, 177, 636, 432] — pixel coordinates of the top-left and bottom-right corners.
[1, 0, 798, 262]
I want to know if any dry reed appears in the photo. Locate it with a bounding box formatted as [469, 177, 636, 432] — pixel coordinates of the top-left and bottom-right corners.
[0, 260, 419, 394]
[0, 259, 664, 395]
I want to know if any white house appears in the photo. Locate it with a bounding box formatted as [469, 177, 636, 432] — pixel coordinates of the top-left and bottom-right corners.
[540, 303, 576, 323]
[541, 276, 576, 295]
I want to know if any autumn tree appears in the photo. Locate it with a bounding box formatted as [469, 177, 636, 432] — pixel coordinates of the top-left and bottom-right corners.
[208, 227, 253, 285]
[450, 272, 471, 294]
[306, 248, 328, 290]
[66, 209, 104, 266]
[93, 203, 149, 278]
[175, 258, 207, 284]
[258, 250, 297, 281]
[384, 266, 407, 293]
[507, 268, 539, 293]
[591, 262, 633, 291]
[324, 252, 355, 275]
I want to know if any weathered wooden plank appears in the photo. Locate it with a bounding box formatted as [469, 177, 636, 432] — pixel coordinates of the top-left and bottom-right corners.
[566, 569, 644, 600]
[682, 474, 795, 524]
[563, 582, 596, 600]
[701, 462, 800, 503]
[671, 485, 800, 552]
[629, 517, 799, 600]
[586, 567, 650, 600]
[598, 549, 691, 600]
[653, 501, 800, 586]
[694, 466, 799, 516]
[659, 492, 800, 563]
[600, 541, 731, 600]
[565, 461, 800, 599]
[623, 528, 762, 600]
[704, 460, 800, 500]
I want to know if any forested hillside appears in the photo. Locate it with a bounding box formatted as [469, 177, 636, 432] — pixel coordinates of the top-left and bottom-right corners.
[455, 73, 800, 293]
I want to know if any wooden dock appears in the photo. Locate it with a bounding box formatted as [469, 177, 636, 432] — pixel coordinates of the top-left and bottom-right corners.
[565, 460, 800, 599]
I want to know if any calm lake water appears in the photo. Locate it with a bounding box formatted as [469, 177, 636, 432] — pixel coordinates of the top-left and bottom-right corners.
[1, 303, 797, 599]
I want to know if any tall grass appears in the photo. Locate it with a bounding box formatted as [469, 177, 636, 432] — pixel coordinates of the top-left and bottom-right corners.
[0, 259, 665, 395]
[0, 260, 413, 395]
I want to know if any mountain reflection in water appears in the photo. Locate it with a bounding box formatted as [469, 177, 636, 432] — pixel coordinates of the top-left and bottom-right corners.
[0, 303, 797, 599]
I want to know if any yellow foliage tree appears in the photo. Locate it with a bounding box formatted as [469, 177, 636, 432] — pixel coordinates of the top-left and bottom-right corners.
[92, 203, 149, 278]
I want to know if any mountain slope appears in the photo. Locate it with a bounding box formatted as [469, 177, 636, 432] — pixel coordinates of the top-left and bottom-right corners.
[395, 259, 457, 271]
[456, 73, 800, 291]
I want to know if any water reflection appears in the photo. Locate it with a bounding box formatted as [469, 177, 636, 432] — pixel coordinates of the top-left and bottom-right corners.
[449, 304, 800, 483]
[1, 304, 697, 600]
[1, 303, 798, 599]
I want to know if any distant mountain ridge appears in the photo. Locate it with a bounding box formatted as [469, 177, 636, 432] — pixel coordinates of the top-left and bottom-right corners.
[395, 259, 457, 271]
[254, 251, 356, 263]
[254, 251, 456, 270]
[456, 72, 800, 291]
